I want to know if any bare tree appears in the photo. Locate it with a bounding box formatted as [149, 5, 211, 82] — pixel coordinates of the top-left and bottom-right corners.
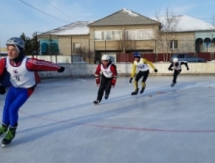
[75, 46, 94, 63]
[212, 14, 215, 27]
[113, 30, 137, 53]
[154, 8, 180, 61]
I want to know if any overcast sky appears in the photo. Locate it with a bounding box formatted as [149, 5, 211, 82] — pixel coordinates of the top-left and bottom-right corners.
[0, 0, 214, 47]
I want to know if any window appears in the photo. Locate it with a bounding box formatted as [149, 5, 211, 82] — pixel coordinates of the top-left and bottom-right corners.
[105, 31, 112, 40]
[137, 30, 143, 40]
[129, 31, 137, 40]
[94, 29, 156, 41]
[73, 43, 80, 52]
[94, 30, 122, 41]
[177, 54, 184, 58]
[95, 31, 102, 40]
[145, 29, 154, 39]
[112, 31, 122, 40]
[125, 30, 136, 40]
[170, 40, 178, 49]
[125, 29, 154, 40]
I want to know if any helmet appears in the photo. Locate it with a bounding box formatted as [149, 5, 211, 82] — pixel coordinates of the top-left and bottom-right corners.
[101, 54, 110, 60]
[6, 37, 25, 50]
[134, 52, 141, 58]
[173, 58, 178, 62]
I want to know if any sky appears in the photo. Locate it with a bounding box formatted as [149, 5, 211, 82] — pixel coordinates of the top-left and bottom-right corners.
[0, 0, 215, 48]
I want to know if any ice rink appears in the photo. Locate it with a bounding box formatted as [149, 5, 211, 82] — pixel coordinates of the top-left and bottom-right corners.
[1, 75, 215, 163]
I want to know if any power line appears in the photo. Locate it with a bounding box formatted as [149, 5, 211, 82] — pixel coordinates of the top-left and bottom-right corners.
[43, 0, 77, 21]
[19, 0, 70, 23]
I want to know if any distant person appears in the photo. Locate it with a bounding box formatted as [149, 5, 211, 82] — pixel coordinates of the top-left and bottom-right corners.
[0, 37, 65, 147]
[93, 54, 117, 105]
[168, 58, 189, 87]
[129, 52, 158, 95]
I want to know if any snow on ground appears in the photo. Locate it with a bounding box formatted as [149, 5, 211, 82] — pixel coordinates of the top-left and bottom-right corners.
[0, 76, 215, 163]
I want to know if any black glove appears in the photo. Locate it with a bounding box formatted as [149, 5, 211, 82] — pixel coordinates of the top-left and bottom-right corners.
[58, 66, 65, 73]
[154, 69, 158, 73]
[169, 68, 173, 71]
[187, 67, 189, 70]
[0, 86, 6, 95]
[129, 78, 133, 83]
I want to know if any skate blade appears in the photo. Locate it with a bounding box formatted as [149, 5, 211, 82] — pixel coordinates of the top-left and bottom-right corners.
[2, 144, 7, 148]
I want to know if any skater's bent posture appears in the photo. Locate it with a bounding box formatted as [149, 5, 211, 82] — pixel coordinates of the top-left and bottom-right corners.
[168, 58, 189, 87]
[93, 54, 117, 105]
[129, 52, 158, 95]
[0, 37, 65, 146]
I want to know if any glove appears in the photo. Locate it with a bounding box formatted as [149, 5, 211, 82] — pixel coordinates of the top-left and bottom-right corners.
[0, 86, 6, 95]
[58, 66, 65, 73]
[129, 78, 133, 83]
[169, 68, 173, 71]
[154, 69, 158, 73]
[187, 67, 189, 70]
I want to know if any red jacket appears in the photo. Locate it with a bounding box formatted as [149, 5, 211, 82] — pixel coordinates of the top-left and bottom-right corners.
[0, 57, 61, 78]
[95, 63, 117, 85]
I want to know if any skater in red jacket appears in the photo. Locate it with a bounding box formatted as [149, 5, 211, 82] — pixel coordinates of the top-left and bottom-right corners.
[0, 37, 65, 147]
[93, 54, 117, 105]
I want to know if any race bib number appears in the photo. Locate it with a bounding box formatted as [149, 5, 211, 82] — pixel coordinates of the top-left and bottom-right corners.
[15, 75, 21, 81]
[137, 65, 145, 69]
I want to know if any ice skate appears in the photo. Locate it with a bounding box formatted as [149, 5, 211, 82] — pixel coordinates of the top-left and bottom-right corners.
[140, 87, 145, 94]
[171, 82, 176, 87]
[93, 100, 100, 105]
[131, 88, 139, 95]
[104, 93, 109, 99]
[2, 128, 16, 147]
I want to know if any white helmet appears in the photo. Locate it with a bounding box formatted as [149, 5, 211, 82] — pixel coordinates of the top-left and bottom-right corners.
[101, 54, 110, 61]
[6, 37, 25, 50]
[173, 58, 178, 62]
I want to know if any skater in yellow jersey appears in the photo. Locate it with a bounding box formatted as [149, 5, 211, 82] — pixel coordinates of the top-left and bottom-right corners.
[129, 52, 158, 95]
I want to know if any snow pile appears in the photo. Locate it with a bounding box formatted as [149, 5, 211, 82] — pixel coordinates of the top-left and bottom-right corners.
[122, 8, 139, 17]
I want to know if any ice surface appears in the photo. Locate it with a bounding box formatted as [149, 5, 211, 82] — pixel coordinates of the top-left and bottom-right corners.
[0, 76, 215, 163]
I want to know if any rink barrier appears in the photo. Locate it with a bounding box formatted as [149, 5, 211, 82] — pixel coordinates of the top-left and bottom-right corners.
[37, 62, 215, 78]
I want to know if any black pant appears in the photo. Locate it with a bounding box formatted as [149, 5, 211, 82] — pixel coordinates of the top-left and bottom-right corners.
[97, 75, 112, 101]
[173, 70, 181, 83]
[135, 70, 149, 82]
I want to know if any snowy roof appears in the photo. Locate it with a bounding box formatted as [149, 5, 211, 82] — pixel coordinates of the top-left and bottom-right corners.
[88, 9, 160, 26]
[39, 21, 93, 36]
[39, 13, 215, 37]
[154, 15, 215, 32]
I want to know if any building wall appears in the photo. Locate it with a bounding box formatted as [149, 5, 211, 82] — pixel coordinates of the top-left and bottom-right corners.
[38, 27, 207, 57]
[58, 37, 72, 55]
[155, 32, 195, 53]
[89, 25, 159, 53]
[59, 36, 91, 55]
[39, 35, 91, 55]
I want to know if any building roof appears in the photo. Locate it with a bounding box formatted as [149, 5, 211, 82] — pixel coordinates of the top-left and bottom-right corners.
[39, 11, 215, 37]
[88, 9, 160, 27]
[39, 21, 93, 36]
[153, 15, 215, 32]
